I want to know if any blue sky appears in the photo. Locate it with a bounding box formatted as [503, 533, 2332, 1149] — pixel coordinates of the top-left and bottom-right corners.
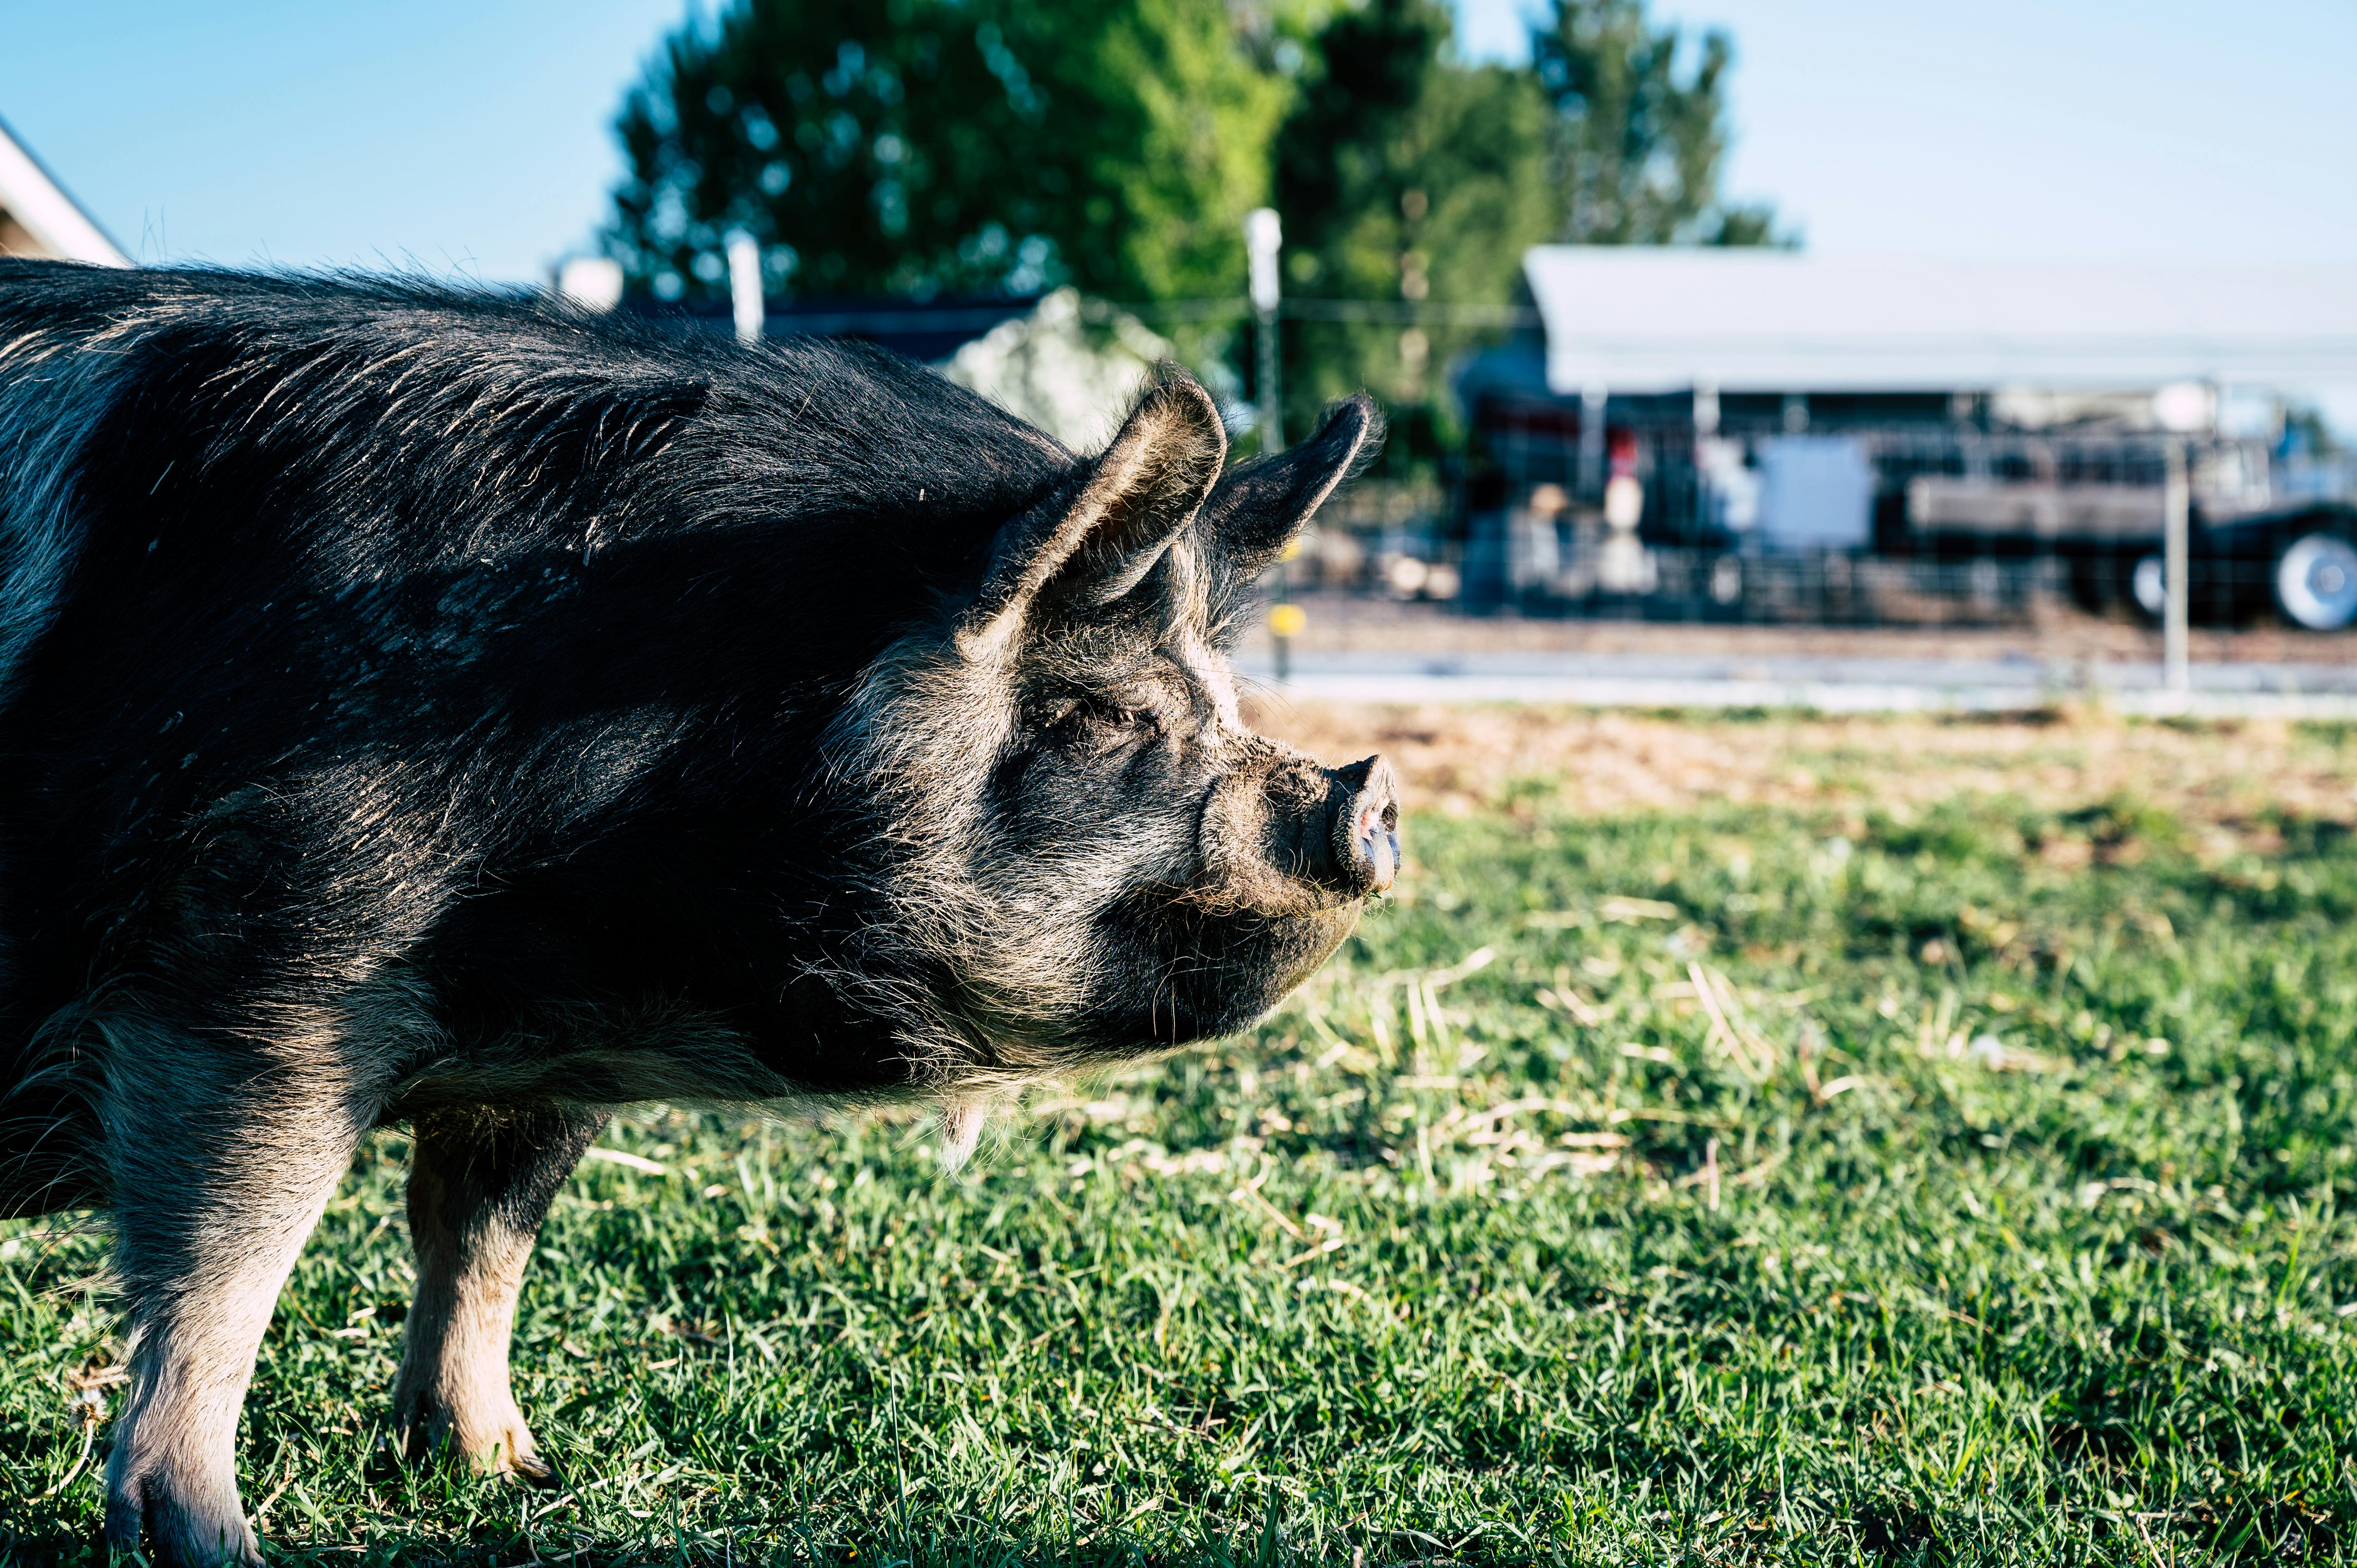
[1460, 0, 2357, 265]
[0, 0, 687, 280]
[2, 0, 2350, 282]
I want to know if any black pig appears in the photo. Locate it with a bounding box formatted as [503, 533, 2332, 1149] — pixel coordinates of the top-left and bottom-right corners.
[0, 262, 1396, 1564]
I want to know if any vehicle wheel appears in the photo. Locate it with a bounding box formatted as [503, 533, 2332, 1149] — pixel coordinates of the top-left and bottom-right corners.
[2273, 531, 2357, 631]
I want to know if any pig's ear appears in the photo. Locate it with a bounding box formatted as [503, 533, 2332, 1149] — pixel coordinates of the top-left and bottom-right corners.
[1195, 395, 1381, 576]
[960, 374, 1226, 651]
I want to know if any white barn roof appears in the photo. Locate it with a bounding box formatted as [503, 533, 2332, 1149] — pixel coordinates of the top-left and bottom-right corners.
[0, 115, 126, 265]
[1524, 248, 2357, 395]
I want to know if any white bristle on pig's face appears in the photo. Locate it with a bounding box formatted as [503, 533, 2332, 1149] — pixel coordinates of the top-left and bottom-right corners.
[938, 1097, 989, 1171]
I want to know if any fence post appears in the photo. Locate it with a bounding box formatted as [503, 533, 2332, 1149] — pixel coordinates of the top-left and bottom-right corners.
[726, 232, 764, 346]
[1246, 208, 1284, 456]
[2163, 439, 2190, 695]
[1580, 383, 1607, 500]
[1246, 208, 1292, 680]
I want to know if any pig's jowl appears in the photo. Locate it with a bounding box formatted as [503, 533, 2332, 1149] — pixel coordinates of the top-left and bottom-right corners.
[0, 262, 1396, 1565]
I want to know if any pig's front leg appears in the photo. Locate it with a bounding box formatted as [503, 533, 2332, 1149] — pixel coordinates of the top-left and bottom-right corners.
[392, 1103, 607, 1482]
[101, 1049, 379, 1567]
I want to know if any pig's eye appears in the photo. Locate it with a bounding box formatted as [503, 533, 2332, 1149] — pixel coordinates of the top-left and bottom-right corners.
[1050, 697, 1159, 746]
[1091, 701, 1158, 734]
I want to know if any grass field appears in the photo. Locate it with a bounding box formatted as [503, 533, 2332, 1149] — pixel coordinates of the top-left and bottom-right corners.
[6, 709, 2357, 1564]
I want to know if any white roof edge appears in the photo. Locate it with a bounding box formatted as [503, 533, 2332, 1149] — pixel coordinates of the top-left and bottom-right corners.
[0, 116, 128, 266]
[1524, 247, 2357, 396]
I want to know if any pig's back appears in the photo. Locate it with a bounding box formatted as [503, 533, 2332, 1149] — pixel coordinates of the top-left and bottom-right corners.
[0, 259, 1075, 706]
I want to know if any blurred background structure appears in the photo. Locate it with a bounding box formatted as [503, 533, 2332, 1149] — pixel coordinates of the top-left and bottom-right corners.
[0, 117, 124, 265]
[5, 0, 2356, 698]
[1453, 252, 2357, 630]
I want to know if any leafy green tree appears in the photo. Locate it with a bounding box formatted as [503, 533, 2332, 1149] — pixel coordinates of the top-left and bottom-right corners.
[608, 0, 1288, 304]
[1534, 0, 1782, 245]
[1272, 0, 1554, 461]
[601, 0, 1784, 470]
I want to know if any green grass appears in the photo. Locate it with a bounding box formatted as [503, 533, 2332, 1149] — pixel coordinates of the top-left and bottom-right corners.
[6, 784, 2357, 1563]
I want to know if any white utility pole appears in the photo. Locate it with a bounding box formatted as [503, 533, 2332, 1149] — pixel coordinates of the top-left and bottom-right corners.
[2163, 439, 2190, 694]
[1245, 207, 1283, 453]
[1244, 207, 1296, 681]
[726, 232, 765, 346]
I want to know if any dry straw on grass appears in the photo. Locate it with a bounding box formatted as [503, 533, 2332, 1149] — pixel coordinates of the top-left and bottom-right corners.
[1251, 698, 2357, 831]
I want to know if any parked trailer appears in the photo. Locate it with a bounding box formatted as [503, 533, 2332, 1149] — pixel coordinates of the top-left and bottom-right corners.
[1454, 385, 2357, 629]
[1477, 249, 2357, 629]
[1901, 443, 2357, 628]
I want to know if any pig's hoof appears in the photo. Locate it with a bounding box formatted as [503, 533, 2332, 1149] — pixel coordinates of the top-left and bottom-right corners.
[395, 1392, 560, 1488]
[503, 1435, 564, 1491]
[104, 1461, 260, 1567]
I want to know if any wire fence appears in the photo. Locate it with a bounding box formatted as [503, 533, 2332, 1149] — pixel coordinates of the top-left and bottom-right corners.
[1291, 423, 2357, 633]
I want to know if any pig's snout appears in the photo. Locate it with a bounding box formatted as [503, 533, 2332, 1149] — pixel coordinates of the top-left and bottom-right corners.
[1201, 748, 1400, 911]
[1322, 754, 1400, 896]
